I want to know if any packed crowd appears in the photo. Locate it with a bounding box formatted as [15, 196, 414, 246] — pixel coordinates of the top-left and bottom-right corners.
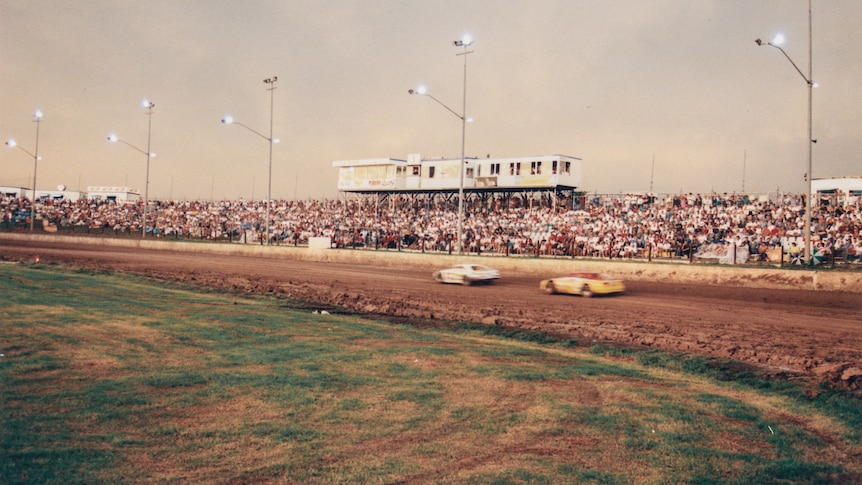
[2, 191, 860, 264]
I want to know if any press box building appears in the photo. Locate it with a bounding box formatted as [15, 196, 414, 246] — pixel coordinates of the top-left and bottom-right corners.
[333, 153, 583, 207]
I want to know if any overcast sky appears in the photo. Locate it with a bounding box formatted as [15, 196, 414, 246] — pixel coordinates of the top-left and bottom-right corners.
[1, 0, 859, 201]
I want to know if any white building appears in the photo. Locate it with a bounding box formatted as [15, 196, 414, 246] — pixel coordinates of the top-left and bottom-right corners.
[333, 153, 582, 193]
[1, 186, 27, 197]
[812, 177, 862, 207]
[86, 186, 141, 202]
[1, 185, 84, 200]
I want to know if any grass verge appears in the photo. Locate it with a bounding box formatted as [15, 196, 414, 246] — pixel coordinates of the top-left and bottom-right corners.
[1, 263, 860, 484]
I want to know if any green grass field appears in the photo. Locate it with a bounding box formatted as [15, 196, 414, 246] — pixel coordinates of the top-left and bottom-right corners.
[1, 263, 860, 484]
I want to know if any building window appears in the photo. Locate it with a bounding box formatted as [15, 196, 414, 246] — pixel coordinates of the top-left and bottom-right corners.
[552, 160, 558, 174]
[412, 166, 420, 176]
[564, 161, 571, 174]
[428, 166, 435, 178]
[491, 163, 500, 175]
[531, 161, 541, 175]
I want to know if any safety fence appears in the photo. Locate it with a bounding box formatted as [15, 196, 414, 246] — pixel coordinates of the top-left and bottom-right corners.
[3, 220, 856, 269]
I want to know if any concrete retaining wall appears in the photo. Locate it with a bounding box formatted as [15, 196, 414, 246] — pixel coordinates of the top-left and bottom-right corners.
[2, 233, 860, 293]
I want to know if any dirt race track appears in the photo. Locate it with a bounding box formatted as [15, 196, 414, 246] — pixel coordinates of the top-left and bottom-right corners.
[2, 236, 861, 391]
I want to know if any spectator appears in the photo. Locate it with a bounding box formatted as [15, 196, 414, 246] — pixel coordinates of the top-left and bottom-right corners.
[789, 242, 802, 265]
[2, 191, 859, 266]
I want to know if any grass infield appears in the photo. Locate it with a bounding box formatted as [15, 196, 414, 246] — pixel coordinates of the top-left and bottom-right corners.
[1, 263, 860, 484]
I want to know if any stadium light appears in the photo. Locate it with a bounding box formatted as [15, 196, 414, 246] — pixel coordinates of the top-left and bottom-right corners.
[409, 34, 474, 254]
[5, 109, 44, 231]
[107, 98, 156, 238]
[755, 0, 815, 265]
[222, 76, 278, 245]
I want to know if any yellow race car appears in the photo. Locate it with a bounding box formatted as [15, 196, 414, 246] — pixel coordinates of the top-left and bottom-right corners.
[539, 272, 625, 297]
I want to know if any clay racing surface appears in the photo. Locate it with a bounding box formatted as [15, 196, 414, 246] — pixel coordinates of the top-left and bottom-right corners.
[3, 238, 861, 389]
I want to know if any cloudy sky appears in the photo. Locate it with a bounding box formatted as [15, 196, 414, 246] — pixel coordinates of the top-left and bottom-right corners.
[1, 0, 859, 201]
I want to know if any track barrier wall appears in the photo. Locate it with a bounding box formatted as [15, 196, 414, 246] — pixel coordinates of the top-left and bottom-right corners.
[1, 233, 860, 293]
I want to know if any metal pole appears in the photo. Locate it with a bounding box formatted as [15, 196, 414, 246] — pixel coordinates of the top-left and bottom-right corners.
[805, 0, 813, 265]
[458, 46, 467, 254]
[264, 77, 277, 246]
[410, 39, 473, 253]
[755, 0, 814, 265]
[649, 153, 654, 194]
[455, 39, 473, 254]
[143, 102, 154, 238]
[30, 112, 42, 232]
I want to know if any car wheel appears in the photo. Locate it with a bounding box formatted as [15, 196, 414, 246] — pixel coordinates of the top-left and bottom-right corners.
[433, 271, 443, 283]
[544, 282, 556, 295]
[461, 276, 472, 286]
[581, 285, 593, 298]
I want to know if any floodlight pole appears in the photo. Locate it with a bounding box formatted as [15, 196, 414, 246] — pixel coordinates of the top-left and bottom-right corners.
[264, 76, 277, 246]
[31, 111, 42, 232]
[107, 99, 155, 238]
[454, 38, 473, 255]
[409, 36, 473, 254]
[756, 0, 814, 265]
[143, 100, 155, 238]
[222, 76, 278, 245]
[4, 109, 43, 231]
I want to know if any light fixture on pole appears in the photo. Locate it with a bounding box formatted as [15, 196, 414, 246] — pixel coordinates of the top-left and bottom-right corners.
[142, 99, 155, 239]
[222, 75, 278, 245]
[106, 132, 155, 236]
[409, 34, 474, 253]
[4, 109, 43, 231]
[107, 99, 156, 238]
[756, 0, 814, 265]
[107, 130, 156, 237]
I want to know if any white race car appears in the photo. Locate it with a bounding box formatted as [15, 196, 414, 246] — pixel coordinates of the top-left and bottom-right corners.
[433, 263, 500, 285]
